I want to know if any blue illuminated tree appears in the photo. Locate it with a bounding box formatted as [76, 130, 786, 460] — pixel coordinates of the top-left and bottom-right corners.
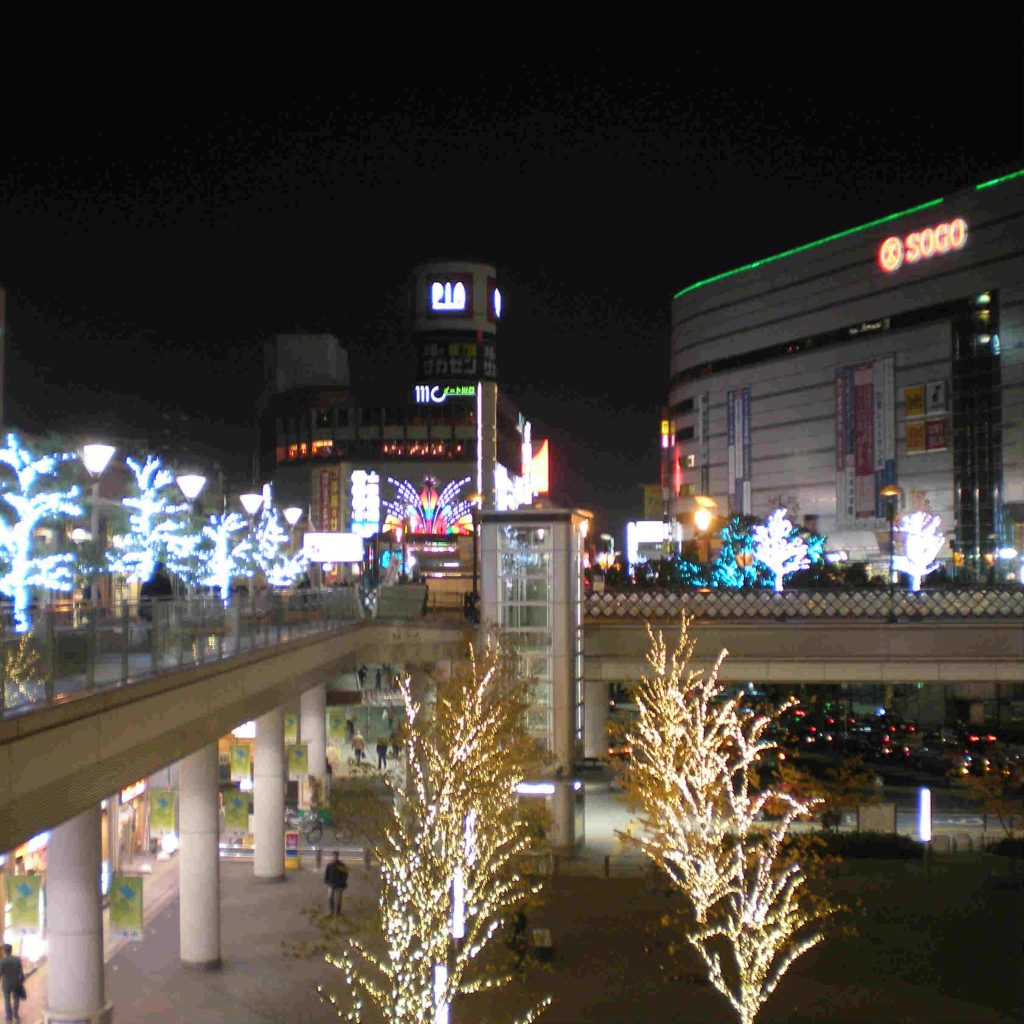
[710, 517, 766, 589]
[252, 506, 308, 588]
[107, 456, 192, 583]
[0, 434, 83, 631]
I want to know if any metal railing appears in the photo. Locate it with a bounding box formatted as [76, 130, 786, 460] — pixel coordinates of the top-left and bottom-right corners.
[586, 587, 1024, 621]
[0, 588, 362, 716]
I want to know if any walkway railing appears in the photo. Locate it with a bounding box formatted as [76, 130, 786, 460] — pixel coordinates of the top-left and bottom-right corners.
[586, 587, 1024, 621]
[0, 588, 362, 716]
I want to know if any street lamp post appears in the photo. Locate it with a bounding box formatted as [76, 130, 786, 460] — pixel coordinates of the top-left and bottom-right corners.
[81, 444, 116, 606]
[880, 484, 902, 622]
[693, 495, 717, 565]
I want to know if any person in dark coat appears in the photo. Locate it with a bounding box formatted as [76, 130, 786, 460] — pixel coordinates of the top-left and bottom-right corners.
[323, 853, 348, 915]
[139, 561, 173, 620]
[1, 943, 25, 1023]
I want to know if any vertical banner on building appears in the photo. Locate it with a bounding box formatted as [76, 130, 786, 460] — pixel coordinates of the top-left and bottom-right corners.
[319, 469, 332, 531]
[328, 468, 340, 531]
[229, 743, 250, 783]
[873, 356, 896, 516]
[109, 874, 144, 941]
[287, 743, 309, 781]
[726, 388, 752, 515]
[149, 790, 176, 836]
[853, 364, 875, 518]
[6, 873, 41, 931]
[284, 712, 298, 744]
[223, 791, 250, 833]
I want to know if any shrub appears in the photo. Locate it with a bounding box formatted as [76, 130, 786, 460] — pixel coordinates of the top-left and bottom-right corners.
[985, 836, 1024, 858]
[785, 830, 923, 859]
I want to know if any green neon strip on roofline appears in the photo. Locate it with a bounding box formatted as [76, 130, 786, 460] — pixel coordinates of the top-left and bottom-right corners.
[673, 198, 944, 299]
[975, 168, 1024, 190]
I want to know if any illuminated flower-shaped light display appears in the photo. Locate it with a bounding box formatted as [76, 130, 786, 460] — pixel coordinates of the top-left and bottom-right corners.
[892, 511, 944, 592]
[383, 476, 474, 535]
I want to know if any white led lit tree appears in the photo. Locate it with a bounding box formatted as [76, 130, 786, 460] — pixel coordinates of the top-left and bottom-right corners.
[252, 505, 309, 587]
[0, 434, 83, 632]
[320, 638, 550, 1024]
[624, 617, 833, 1024]
[194, 512, 253, 603]
[892, 511, 944, 592]
[751, 509, 809, 593]
[106, 455, 192, 583]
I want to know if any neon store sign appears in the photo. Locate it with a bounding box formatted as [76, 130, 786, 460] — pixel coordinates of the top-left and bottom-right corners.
[430, 280, 468, 311]
[382, 476, 474, 535]
[414, 384, 476, 404]
[878, 217, 967, 273]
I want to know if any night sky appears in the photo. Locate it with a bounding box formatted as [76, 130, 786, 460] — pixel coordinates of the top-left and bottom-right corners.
[2, 36, 1021, 540]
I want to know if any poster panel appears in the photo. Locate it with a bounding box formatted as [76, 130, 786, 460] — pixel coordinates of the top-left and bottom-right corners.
[287, 743, 309, 782]
[109, 874, 144, 941]
[149, 789, 176, 836]
[223, 790, 250, 833]
[229, 744, 250, 783]
[284, 712, 298, 745]
[6, 874, 41, 931]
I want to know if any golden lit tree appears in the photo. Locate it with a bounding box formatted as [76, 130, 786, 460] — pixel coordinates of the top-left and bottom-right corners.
[624, 619, 788, 923]
[0, 631, 42, 708]
[625, 617, 833, 1024]
[319, 636, 551, 1024]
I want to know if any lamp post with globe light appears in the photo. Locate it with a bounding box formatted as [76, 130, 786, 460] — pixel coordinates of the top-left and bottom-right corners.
[81, 444, 116, 605]
[693, 495, 717, 565]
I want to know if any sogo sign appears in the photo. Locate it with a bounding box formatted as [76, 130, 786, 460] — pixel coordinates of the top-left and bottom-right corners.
[878, 217, 967, 273]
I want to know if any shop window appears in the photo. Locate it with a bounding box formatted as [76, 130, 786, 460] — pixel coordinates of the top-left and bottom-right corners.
[316, 408, 333, 428]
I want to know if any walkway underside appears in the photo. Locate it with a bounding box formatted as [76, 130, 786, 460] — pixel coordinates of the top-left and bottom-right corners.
[0, 619, 468, 853]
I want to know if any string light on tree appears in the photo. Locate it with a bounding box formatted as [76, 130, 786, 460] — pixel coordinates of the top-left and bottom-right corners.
[0, 433, 82, 632]
[195, 512, 253, 602]
[624, 616, 833, 1024]
[892, 511, 944, 591]
[252, 503, 309, 587]
[319, 638, 550, 1024]
[751, 509, 809, 593]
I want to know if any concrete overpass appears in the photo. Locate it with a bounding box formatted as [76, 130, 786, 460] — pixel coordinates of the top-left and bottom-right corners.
[0, 618, 467, 855]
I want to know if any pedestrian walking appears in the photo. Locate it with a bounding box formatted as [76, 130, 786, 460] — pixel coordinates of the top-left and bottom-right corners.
[357, 665, 367, 690]
[375, 667, 382, 691]
[345, 716, 354, 740]
[376, 736, 388, 770]
[1, 943, 26, 1023]
[390, 730, 401, 759]
[352, 732, 365, 764]
[324, 852, 349, 915]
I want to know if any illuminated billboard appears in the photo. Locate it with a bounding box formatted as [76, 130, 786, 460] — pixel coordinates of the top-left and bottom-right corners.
[382, 476, 474, 535]
[303, 533, 364, 563]
[530, 439, 550, 495]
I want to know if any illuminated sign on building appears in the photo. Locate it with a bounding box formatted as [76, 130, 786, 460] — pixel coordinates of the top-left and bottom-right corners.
[350, 470, 380, 538]
[302, 532, 364, 563]
[413, 384, 477, 404]
[429, 276, 473, 316]
[878, 217, 967, 273]
[487, 276, 502, 321]
[382, 476, 474, 535]
[120, 779, 147, 804]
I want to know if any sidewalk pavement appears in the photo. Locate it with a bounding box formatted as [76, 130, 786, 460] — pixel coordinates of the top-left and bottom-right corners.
[20, 851, 181, 1024]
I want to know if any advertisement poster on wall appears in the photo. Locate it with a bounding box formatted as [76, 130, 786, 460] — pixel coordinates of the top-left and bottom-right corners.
[5, 873, 41, 931]
[149, 790, 176, 836]
[287, 743, 309, 781]
[229, 744, 250, 783]
[327, 710, 347, 742]
[284, 712, 298, 744]
[223, 791, 250, 833]
[109, 874, 144, 941]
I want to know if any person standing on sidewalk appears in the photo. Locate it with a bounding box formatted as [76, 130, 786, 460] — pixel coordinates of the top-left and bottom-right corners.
[352, 732, 365, 765]
[324, 853, 348, 915]
[1, 943, 26, 1023]
[375, 736, 388, 771]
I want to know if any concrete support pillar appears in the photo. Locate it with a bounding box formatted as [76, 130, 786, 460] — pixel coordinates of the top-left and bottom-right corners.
[300, 682, 328, 792]
[44, 806, 112, 1024]
[549, 782, 576, 854]
[178, 743, 222, 968]
[254, 706, 285, 881]
[583, 680, 610, 760]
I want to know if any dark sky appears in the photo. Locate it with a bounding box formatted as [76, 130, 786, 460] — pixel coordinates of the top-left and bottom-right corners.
[2, 35, 1021, 539]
